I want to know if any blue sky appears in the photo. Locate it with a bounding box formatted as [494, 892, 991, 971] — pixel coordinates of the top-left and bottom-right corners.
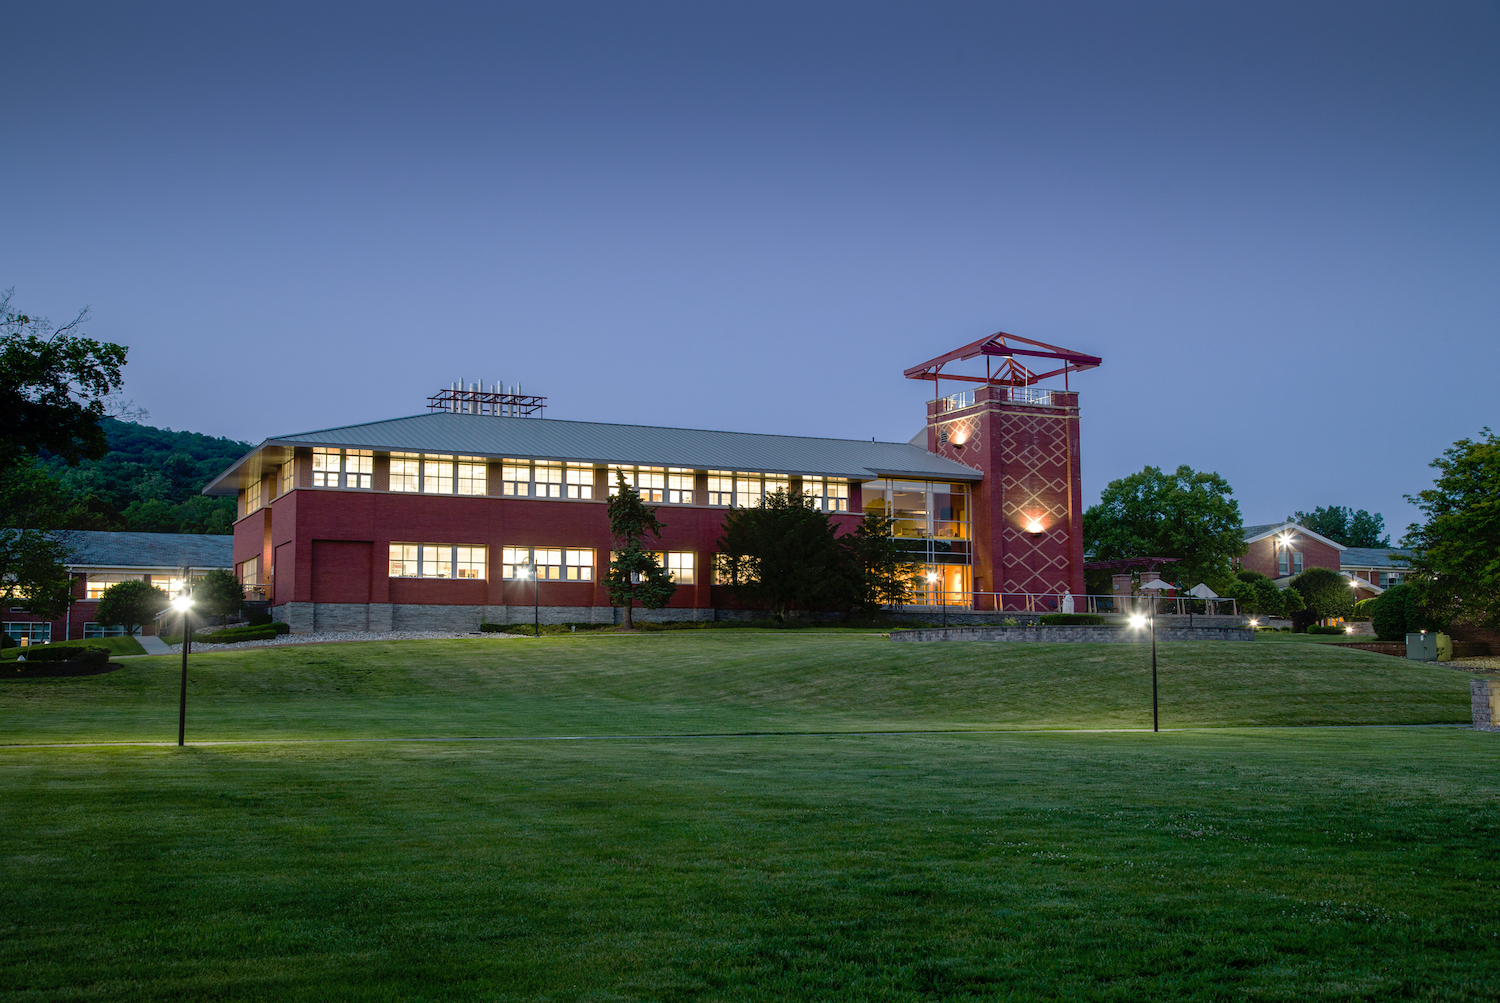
[4, 1, 1496, 534]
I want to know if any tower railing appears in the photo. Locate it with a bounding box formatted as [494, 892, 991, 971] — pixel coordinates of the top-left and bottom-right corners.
[934, 386, 1059, 412]
[910, 591, 1239, 617]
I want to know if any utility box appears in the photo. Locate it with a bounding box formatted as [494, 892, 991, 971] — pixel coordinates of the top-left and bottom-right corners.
[1436, 633, 1453, 662]
[1407, 632, 1438, 661]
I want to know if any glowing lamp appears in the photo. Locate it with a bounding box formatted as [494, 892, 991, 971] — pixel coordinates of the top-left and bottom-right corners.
[1025, 519, 1044, 535]
[171, 595, 194, 613]
[1129, 614, 1147, 629]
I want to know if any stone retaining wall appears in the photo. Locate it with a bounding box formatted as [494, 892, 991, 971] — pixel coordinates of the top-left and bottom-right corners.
[1472, 678, 1499, 732]
[890, 625, 1255, 643]
[273, 602, 749, 634]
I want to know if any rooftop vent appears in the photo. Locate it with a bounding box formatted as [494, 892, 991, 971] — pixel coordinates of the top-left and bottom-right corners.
[427, 380, 546, 418]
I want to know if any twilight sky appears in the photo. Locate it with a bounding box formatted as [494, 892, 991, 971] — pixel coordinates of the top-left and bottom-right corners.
[4, 1, 1496, 534]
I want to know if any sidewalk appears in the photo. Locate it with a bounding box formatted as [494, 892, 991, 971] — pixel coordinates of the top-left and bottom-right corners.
[136, 634, 173, 655]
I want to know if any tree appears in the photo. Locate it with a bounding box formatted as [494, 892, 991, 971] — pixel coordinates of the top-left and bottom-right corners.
[844, 512, 920, 611]
[716, 489, 855, 618]
[1290, 506, 1390, 548]
[1401, 428, 1500, 630]
[1289, 566, 1354, 623]
[604, 472, 676, 629]
[194, 569, 245, 626]
[1083, 465, 1246, 589]
[1370, 584, 1413, 641]
[1224, 570, 1302, 619]
[0, 290, 128, 470]
[95, 579, 169, 637]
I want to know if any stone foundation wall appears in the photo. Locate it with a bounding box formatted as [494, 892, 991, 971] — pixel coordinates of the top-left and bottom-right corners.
[271, 602, 744, 633]
[891, 625, 1255, 643]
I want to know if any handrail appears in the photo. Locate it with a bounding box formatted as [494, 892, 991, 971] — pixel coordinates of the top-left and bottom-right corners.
[909, 590, 1239, 616]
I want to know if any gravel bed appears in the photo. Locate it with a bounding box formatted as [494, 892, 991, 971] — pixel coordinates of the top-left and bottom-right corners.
[169, 630, 523, 653]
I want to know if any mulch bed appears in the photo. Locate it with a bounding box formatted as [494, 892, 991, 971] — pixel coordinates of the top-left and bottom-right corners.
[2, 661, 120, 679]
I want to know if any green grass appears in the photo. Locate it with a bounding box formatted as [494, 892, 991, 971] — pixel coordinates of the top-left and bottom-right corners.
[0, 633, 1471, 744]
[1, 635, 1494, 1000]
[0, 635, 144, 661]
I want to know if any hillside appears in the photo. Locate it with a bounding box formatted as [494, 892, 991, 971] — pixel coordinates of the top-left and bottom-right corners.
[31, 418, 252, 534]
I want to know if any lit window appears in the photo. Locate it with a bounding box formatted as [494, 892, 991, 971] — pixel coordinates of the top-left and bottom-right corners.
[280, 460, 295, 495]
[244, 478, 262, 515]
[421, 545, 452, 578]
[609, 465, 665, 502]
[389, 544, 419, 578]
[391, 453, 420, 493]
[346, 450, 373, 489]
[707, 471, 733, 506]
[566, 463, 595, 499]
[456, 458, 487, 496]
[711, 554, 737, 585]
[665, 551, 695, 584]
[501, 547, 531, 579]
[87, 572, 145, 600]
[454, 547, 486, 579]
[423, 455, 454, 495]
[533, 548, 563, 580]
[502, 460, 531, 496]
[238, 557, 258, 586]
[565, 549, 594, 581]
[312, 448, 340, 487]
[668, 468, 694, 504]
[734, 473, 762, 508]
[764, 476, 789, 500]
[534, 463, 563, 498]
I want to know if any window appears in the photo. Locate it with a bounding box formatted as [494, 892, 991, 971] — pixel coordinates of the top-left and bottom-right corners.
[280, 460, 295, 495]
[503, 547, 592, 581]
[764, 476, 789, 500]
[665, 551, 695, 584]
[389, 545, 419, 578]
[610, 465, 665, 502]
[1277, 550, 1290, 576]
[312, 448, 373, 489]
[566, 463, 595, 499]
[86, 572, 144, 600]
[711, 554, 738, 586]
[346, 450, 373, 489]
[734, 473, 762, 508]
[312, 448, 339, 487]
[244, 478, 262, 515]
[389, 544, 484, 580]
[391, 453, 420, 492]
[237, 557, 259, 586]
[667, 468, 694, 504]
[3, 622, 50, 644]
[802, 476, 851, 513]
[534, 462, 563, 499]
[707, 471, 733, 506]
[423, 455, 455, 495]
[502, 460, 530, 496]
[1293, 551, 1304, 575]
[456, 458, 487, 496]
[83, 623, 128, 638]
[564, 549, 594, 581]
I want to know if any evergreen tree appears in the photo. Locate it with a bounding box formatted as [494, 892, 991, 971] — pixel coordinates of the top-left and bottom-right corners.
[605, 472, 675, 629]
[716, 489, 856, 618]
[845, 512, 919, 611]
[194, 568, 245, 626]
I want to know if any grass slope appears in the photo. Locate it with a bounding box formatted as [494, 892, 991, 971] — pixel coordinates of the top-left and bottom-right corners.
[0, 633, 1471, 745]
[2, 731, 1497, 1000]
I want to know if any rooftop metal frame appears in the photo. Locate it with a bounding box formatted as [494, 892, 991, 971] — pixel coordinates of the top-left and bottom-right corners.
[904, 331, 1103, 390]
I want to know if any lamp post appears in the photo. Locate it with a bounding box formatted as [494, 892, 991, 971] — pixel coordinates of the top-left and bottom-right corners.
[523, 558, 539, 636]
[1130, 611, 1158, 732]
[172, 590, 195, 746]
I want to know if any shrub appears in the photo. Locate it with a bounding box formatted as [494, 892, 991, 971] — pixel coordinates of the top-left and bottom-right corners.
[1289, 608, 1322, 633]
[1371, 584, 1412, 641]
[245, 608, 273, 627]
[193, 622, 289, 643]
[1038, 613, 1107, 626]
[12, 644, 109, 665]
[1290, 567, 1355, 621]
[0, 634, 13, 649]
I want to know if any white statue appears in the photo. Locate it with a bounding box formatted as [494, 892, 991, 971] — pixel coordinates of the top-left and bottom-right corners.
[1060, 590, 1075, 614]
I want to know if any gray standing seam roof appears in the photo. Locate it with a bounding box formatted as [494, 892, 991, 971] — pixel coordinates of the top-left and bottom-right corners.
[54, 531, 234, 569]
[1339, 547, 1412, 568]
[203, 412, 981, 495]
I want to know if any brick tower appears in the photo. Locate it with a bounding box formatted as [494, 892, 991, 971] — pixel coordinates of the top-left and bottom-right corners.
[906, 333, 1101, 609]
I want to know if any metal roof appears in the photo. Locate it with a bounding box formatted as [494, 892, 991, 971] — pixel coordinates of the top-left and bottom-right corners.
[203, 412, 982, 495]
[56, 531, 233, 569]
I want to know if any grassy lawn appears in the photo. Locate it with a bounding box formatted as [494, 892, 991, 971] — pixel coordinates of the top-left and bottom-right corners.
[0, 633, 1472, 745]
[1, 635, 1494, 1000]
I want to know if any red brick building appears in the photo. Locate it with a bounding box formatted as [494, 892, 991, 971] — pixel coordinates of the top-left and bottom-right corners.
[202, 334, 1101, 632]
[2, 531, 232, 644]
[1238, 521, 1391, 602]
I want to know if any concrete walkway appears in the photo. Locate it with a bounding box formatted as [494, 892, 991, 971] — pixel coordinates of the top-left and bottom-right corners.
[136, 634, 173, 655]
